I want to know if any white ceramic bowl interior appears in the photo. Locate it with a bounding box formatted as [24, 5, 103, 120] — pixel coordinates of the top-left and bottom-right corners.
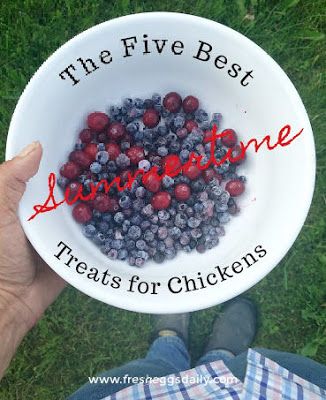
[6, 12, 315, 313]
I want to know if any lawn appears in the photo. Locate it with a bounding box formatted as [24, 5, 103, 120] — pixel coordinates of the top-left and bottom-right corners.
[0, 0, 325, 399]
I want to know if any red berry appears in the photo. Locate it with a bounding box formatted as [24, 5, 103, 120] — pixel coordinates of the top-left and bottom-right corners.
[93, 193, 119, 212]
[72, 203, 92, 223]
[126, 146, 145, 165]
[161, 154, 182, 177]
[182, 95, 199, 114]
[163, 92, 182, 113]
[107, 197, 119, 212]
[79, 129, 94, 143]
[66, 181, 82, 202]
[87, 112, 109, 132]
[202, 168, 222, 184]
[174, 183, 191, 201]
[107, 122, 126, 141]
[184, 120, 198, 133]
[225, 180, 245, 196]
[60, 161, 81, 180]
[69, 150, 92, 169]
[221, 129, 238, 147]
[183, 164, 201, 180]
[204, 130, 213, 141]
[105, 142, 120, 160]
[84, 143, 98, 160]
[143, 108, 160, 128]
[143, 171, 161, 193]
[151, 191, 171, 210]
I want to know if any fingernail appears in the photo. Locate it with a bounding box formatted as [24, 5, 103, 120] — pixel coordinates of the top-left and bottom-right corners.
[18, 141, 40, 158]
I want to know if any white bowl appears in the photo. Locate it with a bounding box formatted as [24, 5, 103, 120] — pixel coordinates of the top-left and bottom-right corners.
[6, 12, 315, 313]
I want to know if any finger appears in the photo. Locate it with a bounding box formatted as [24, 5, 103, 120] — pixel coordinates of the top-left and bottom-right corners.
[0, 142, 42, 213]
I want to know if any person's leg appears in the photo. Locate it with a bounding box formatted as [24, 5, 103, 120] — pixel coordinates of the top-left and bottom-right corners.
[68, 314, 190, 400]
[223, 348, 326, 389]
[196, 297, 257, 368]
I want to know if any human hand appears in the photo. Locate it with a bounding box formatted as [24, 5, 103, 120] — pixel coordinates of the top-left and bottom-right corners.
[0, 142, 65, 377]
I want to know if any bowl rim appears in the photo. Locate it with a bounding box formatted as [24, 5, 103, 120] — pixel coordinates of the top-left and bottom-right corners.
[6, 11, 316, 313]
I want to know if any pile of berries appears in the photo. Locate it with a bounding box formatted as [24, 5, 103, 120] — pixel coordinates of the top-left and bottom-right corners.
[58, 92, 246, 267]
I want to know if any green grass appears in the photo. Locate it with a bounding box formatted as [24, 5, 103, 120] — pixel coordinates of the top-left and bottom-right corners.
[0, 0, 325, 398]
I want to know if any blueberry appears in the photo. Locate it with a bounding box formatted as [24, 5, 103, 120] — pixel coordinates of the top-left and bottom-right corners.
[136, 240, 147, 250]
[157, 125, 168, 136]
[158, 146, 168, 157]
[93, 210, 102, 219]
[128, 256, 136, 266]
[135, 258, 145, 267]
[141, 204, 153, 217]
[114, 212, 124, 224]
[122, 220, 131, 233]
[121, 142, 131, 151]
[191, 228, 202, 239]
[128, 225, 142, 240]
[194, 109, 209, 122]
[157, 226, 168, 240]
[126, 239, 136, 250]
[111, 239, 123, 250]
[152, 93, 161, 104]
[134, 131, 144, 142]
[116, 154, 130, 169]
[144, 230, 154, 242]
[218, 212, 230, 224]
[180, 232, 190, 245]
[123, 98, 133, 109]
[140, 220, 151, 230]
[136, 186, 146, 198]
[175, 213, 187, 228]
[118, 249, 128, 260]
[134, 98, 144, 108]
[194, 202, 204, 214]
[131, 214, 142, 225]
[164, 236, 174, 248]
[126, 122, 138, 134]
[157, 241, 166, 252]
[173, 114, 185, 129]
[191, 180, 205, 192]
[180, 149, 190, 162]
[196, 243, 206, 253]
[162, 175, 174, 188]
[150, 224, 159, 234]
[102, 213, 112, 223]
[188, 217, 201, 228]
[183, 245, 192, 253]
[133, 198, 145, 211]
[96, 151, 109, 165]
[97, 221, 109, 234]
[90, 162, 102, 174]
[178, 203, 187, 212]
[108, 249, 118, 260]
[97, 143, 106, 151]
[83, 224, 97, 238]
[93, 232, 106, 245]
[119, 195, 131, 209]
[169, 226, 181, 239]
[138, 159, 151, 171]
[200, 121, 210, 130]
[166, 133, 178, 143]
[158, 210, 170, 221]
[165, 248, 176, 259]
[169, 141, 181, 153]
[153, 252, 165, 263]
[107, 160, 117, 172]
[144, 99, 154, 109]
[75, 142, 85, 150]
[57, 176, 69, 188]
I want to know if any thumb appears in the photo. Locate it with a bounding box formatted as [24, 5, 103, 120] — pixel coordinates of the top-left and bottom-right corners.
[0, 142, 42, 213]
